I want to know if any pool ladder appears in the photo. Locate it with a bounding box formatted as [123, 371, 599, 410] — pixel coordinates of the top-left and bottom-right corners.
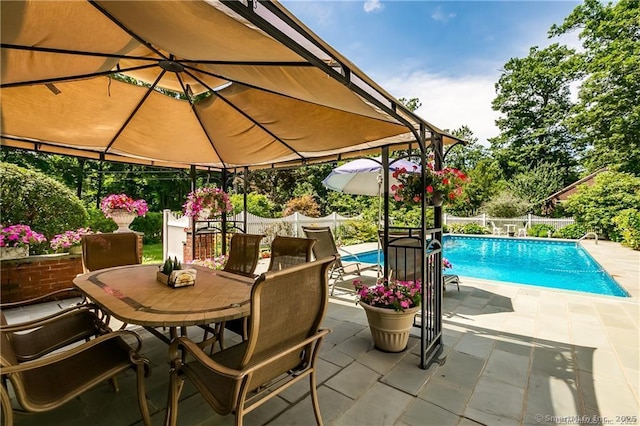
[577, 232, 598, 246]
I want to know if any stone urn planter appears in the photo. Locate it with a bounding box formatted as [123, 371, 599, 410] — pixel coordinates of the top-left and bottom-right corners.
[107, 209, 137, 233]
[360, 301, 420, 352]
[0, 245, 29, 260]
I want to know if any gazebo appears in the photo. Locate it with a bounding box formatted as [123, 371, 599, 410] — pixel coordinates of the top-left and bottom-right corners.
[1, 0, 465, 368]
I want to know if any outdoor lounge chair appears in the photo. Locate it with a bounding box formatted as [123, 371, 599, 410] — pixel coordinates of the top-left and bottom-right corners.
[0, 317, 151, 426]
[81, 232, 140, 273]
[218, 236, 317, 348]
[165, 257, 335, 426]
[443, 274, 460, 292]
[301, 226, 361, 294]
[222, 233, 265, 277]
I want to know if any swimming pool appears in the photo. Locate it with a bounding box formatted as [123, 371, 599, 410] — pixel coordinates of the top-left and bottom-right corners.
[343, 235, 628, 297]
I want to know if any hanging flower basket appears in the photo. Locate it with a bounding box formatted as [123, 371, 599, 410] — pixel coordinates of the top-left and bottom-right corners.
[391, 162, 468, 206]
[182, 186, 232, 219]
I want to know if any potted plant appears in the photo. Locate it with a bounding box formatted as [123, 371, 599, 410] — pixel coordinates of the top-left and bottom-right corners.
[50, 228, 94, 254]
[182, 186, 232, 220]
[0, 224, 47, 259]
[353, 278, 422, 352]
[100, 194, 148, 232]
[391, 162, 468, 206]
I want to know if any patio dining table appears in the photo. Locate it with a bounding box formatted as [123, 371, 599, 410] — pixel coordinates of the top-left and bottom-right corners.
[73, 264, 254, 344]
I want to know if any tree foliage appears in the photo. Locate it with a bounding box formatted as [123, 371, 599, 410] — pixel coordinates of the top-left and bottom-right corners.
[481, 190, 531, 218]
[490, 44, 581, 182]
[508, 162, 566, 209]
[550, 0, 640, 175]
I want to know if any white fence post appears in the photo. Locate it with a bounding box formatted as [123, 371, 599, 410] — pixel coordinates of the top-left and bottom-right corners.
[162, 209, 170, 261]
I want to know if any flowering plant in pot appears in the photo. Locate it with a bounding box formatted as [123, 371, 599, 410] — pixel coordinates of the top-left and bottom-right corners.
[50, 228, 94, 252]
[0, 224, 47, 248]
[0, 224, 47, 259]
[391, 163, 468, 205]
[354, 278, 422, 352]
[182, 186, 232, 219]
[354, 278, 422, 312]
[100, 194, 148, 217]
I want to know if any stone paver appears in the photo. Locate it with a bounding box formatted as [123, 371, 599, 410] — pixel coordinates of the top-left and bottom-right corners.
[3, 239, 639, 425]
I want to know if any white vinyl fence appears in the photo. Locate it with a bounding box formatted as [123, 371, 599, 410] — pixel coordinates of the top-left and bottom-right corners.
[162, 210, 354, 262]
[444, 213, 574, 230]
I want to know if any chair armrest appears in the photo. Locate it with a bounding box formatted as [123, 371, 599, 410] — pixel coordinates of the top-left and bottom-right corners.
[169, 329, 331, 380]
[0, 330, 143, 376]
[169, 336, 243, 379]
[240, 328, 330, 377]
[0, 288, 87, 309]
[0, 304, 103, 333]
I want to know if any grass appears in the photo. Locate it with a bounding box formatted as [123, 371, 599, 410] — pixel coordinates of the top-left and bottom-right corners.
[142, 242, 163, 264]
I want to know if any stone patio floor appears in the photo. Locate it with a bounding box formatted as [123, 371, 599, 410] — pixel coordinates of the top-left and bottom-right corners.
[4, 239, 639, 425]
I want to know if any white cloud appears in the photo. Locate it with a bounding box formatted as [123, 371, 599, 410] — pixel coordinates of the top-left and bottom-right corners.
[431, 7, 456, 23]
[381, 71, 500, 147]
[363, 0, 383, 13]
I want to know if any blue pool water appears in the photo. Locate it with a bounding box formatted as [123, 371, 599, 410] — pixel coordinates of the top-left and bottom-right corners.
[343, 235, 628, 297]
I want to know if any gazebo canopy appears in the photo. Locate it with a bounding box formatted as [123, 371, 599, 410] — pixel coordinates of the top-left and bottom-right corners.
[1, 0, 463, 170]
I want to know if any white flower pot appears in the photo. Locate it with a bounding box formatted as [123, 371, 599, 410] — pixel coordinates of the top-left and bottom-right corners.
[0, 245, 29, 260]
[107, 209, 137, 233]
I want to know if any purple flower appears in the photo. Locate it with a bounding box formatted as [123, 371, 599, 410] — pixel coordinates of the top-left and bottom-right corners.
[100, 194, 148, 217]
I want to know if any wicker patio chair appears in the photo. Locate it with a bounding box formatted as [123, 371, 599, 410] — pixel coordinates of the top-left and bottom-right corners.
[301, 226, 361, 295]
[0, 322, 151, 426]
[0, 289, 108, 362]
[218, 236, 317, 349]
[222, 233, 265, 277]
[166, 256, 334, 426]
[81, 232, 140, 273]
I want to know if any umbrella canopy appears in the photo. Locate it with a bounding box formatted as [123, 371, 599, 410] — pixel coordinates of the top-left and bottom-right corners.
[0, 0, 464, 170]
[323, 157, 421, 196]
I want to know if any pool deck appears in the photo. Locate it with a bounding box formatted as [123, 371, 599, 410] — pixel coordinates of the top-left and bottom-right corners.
[3, 238, 639, 425]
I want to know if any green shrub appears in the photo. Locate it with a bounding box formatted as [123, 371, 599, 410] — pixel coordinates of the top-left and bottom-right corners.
[336, 219, 377, 246]
[282, 195, 320, 217]
[461, 223, 490, 235]
[527, 224, 556, 238]
[230, 193, 277, 217]
[613, 209, 640, 250]
[481, 190, 531, 218]
[86, 207, 118, 233]
[1, 162, 87, 253]
[553, 223, 588, 239]
[563, 171, 640, 240]
[131, 212, 162, 244]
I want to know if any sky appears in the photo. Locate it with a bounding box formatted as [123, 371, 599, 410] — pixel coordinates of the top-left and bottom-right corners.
[280, 0, 581, 146]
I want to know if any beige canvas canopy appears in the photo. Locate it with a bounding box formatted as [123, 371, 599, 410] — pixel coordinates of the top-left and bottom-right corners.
[1, 0, 463, 170]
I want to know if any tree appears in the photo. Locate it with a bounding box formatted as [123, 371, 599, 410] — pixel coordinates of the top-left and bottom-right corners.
[444, 125, 490, 171]
[550, 0, 640, 175]
[446, 158, 505, 216]
[508, 162, 566, 211]
[490, 44, 581, 183]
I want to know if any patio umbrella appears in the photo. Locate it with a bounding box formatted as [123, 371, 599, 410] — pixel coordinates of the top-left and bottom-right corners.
[322, 156, 421, 196]
[322, 156, 421, 274]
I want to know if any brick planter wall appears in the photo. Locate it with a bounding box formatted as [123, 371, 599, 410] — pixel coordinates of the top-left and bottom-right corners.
[1, 254, 84, 304]
[1, 233, 144, 304]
